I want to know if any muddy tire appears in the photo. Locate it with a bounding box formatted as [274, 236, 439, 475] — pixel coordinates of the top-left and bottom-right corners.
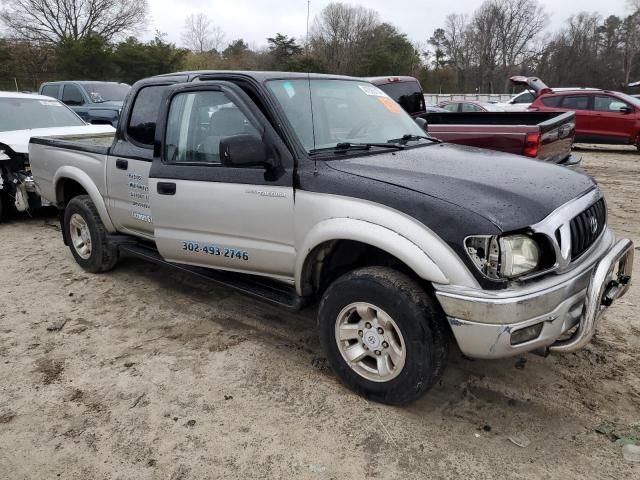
[318, 267, 449, 405]
[64, 195, 118, 273]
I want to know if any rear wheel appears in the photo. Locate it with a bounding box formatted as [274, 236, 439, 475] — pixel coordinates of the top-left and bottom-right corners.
[318, 267, 449, 405]
[64, 195, 118, 273]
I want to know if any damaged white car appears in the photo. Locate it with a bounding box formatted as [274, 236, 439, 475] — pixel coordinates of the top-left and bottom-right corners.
[0, 91, 114, 220]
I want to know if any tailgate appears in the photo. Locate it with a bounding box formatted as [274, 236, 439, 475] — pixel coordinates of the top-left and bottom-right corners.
[536, 111, 575, 164]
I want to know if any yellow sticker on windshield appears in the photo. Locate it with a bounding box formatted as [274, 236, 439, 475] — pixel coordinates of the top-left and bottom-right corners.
[377, 96, 402, 113]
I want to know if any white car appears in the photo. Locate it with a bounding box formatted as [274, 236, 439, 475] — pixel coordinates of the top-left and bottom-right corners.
[0, 91, 115, 219]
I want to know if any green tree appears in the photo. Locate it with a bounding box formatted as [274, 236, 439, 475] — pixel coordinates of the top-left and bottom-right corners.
[112, 32, 188, 84]
[267, 33, 302, 69]
[428, 28, 449, 70]
[55, 35, 114, 80]
[357, 23, 421, 76]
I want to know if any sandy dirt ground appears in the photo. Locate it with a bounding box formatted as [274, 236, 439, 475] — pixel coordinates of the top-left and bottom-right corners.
[1, 146, 639, 479]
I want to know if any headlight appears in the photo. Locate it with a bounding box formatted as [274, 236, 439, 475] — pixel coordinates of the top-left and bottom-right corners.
[465, 234, 540, 279]
[499, 235, 539, 278]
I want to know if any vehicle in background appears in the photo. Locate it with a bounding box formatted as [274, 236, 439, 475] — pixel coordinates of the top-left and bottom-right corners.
[492, 79, 600, 112]
[524, 81, 640, 150]
[0, 91, 114, 220]
[29, 71, 634, 405]
[435, 100, 500, 113]
[629, 81, 639, 88]
[425, 105, 450, 113]
[417, 111, 578, 164]
[366, 76, 426, 116]
[39, 81, 130, 127]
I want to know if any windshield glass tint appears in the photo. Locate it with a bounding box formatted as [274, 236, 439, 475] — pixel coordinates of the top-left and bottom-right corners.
[0, 97, 85, 131]
[82, 83, 130, 103]
[266, 79, 426, 151]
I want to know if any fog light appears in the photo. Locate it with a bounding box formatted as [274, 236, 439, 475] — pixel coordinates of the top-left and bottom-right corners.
[510, 323, 543, 345]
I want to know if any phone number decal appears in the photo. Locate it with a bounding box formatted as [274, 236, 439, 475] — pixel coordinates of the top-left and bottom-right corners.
[182, 241, 249, 261]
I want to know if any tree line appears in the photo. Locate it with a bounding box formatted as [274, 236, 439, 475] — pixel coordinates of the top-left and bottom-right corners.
[0, 0, 638, 93]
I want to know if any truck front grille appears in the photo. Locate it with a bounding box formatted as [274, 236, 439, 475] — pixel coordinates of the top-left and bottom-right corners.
[570, 198, 606, 260]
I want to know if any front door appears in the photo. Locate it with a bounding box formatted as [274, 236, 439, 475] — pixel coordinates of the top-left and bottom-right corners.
[592, 94, 636, 143]
[148, 83, 296, 281]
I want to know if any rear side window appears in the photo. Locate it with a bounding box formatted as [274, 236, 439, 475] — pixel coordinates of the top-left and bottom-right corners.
[41, 85, 60, 99]
[62, 85, 84, 106]
[541, 96, 562, 107]
[442, 103, 459, 112]
[376, 81, 424, 114]
[461, 103, 484, 112]
[560, 95, 588, 110]
[127, 85, 166, 147]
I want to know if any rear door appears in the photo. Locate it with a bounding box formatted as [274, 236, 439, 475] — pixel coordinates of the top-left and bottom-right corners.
[591, 94, 635, 143]
[148, 82, 296, 280]
[558, 94, 591, 140]
[107, 81, 183, 238]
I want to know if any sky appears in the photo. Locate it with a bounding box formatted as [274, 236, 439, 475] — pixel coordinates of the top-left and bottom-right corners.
[146, 0, 631, 49]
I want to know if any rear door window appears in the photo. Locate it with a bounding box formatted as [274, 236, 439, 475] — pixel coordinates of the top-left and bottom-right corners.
[62, 85, 85, 106]
[442, 103, 459, 112]
[541, 96, 562, 107]
[41, 85, 60, 99]
[127, 85, 167, 147]
[560, 95, 589, 110]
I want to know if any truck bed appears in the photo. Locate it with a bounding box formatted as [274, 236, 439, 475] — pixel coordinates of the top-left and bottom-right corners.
[418, 111, 576, 164]
[29, 132, 115, 208]
[30, 131, 115, 155]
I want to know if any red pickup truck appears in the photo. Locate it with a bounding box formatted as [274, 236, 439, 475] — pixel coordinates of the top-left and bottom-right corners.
[514, 76, 640, 151]
[371, 76, 578, 165]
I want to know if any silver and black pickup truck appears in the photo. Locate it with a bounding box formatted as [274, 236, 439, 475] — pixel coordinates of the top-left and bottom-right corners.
[29, 71, 634, 405]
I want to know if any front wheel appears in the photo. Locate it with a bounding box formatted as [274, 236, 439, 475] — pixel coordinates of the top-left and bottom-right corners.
[64, 195, 118, 273]
[318, 267, 449, 405]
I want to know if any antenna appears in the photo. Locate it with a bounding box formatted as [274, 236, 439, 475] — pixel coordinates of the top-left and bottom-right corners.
[307, 73, 318, 175]
[306, 0, 311, 53]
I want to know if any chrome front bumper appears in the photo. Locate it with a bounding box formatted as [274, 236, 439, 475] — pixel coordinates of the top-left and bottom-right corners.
[434, 233, 634, 359]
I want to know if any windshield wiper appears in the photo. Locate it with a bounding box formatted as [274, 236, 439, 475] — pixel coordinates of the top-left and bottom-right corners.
[390, 134, 442, 145]
[310, 142, 406, 155]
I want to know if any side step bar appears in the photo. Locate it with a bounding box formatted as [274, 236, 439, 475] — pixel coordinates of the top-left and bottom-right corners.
[117, 241, 309, 311]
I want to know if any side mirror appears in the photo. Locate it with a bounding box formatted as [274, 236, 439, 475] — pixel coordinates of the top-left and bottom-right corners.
[220, 134, 272, 168]
[414, 117, 428, 130]
[619, 106, 633, 114]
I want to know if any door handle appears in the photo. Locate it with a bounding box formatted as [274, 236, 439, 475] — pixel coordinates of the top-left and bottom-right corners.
[157, 182, 176, 195]
[115, 159, 128, 170]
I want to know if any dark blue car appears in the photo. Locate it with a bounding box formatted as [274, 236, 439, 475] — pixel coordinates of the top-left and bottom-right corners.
[38, 81, 130, 127]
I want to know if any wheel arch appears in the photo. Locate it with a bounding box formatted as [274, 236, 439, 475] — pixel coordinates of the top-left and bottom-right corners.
[296, 218, 450, 297]
[54, 166, 116, 232]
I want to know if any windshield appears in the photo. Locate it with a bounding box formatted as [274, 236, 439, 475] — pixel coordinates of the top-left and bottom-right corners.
[616, 92, 640, 108]
[82, 82, 130, 103]
[266, 79, 427, 152]
[0, 97, 86, 132]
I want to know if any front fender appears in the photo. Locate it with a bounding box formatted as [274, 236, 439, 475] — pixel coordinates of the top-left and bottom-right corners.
[54, 166, 116, 232]
[296, 217, 450, 294]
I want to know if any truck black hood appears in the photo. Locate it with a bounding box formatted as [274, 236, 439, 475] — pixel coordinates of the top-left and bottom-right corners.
[325, 143, 596, 232]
